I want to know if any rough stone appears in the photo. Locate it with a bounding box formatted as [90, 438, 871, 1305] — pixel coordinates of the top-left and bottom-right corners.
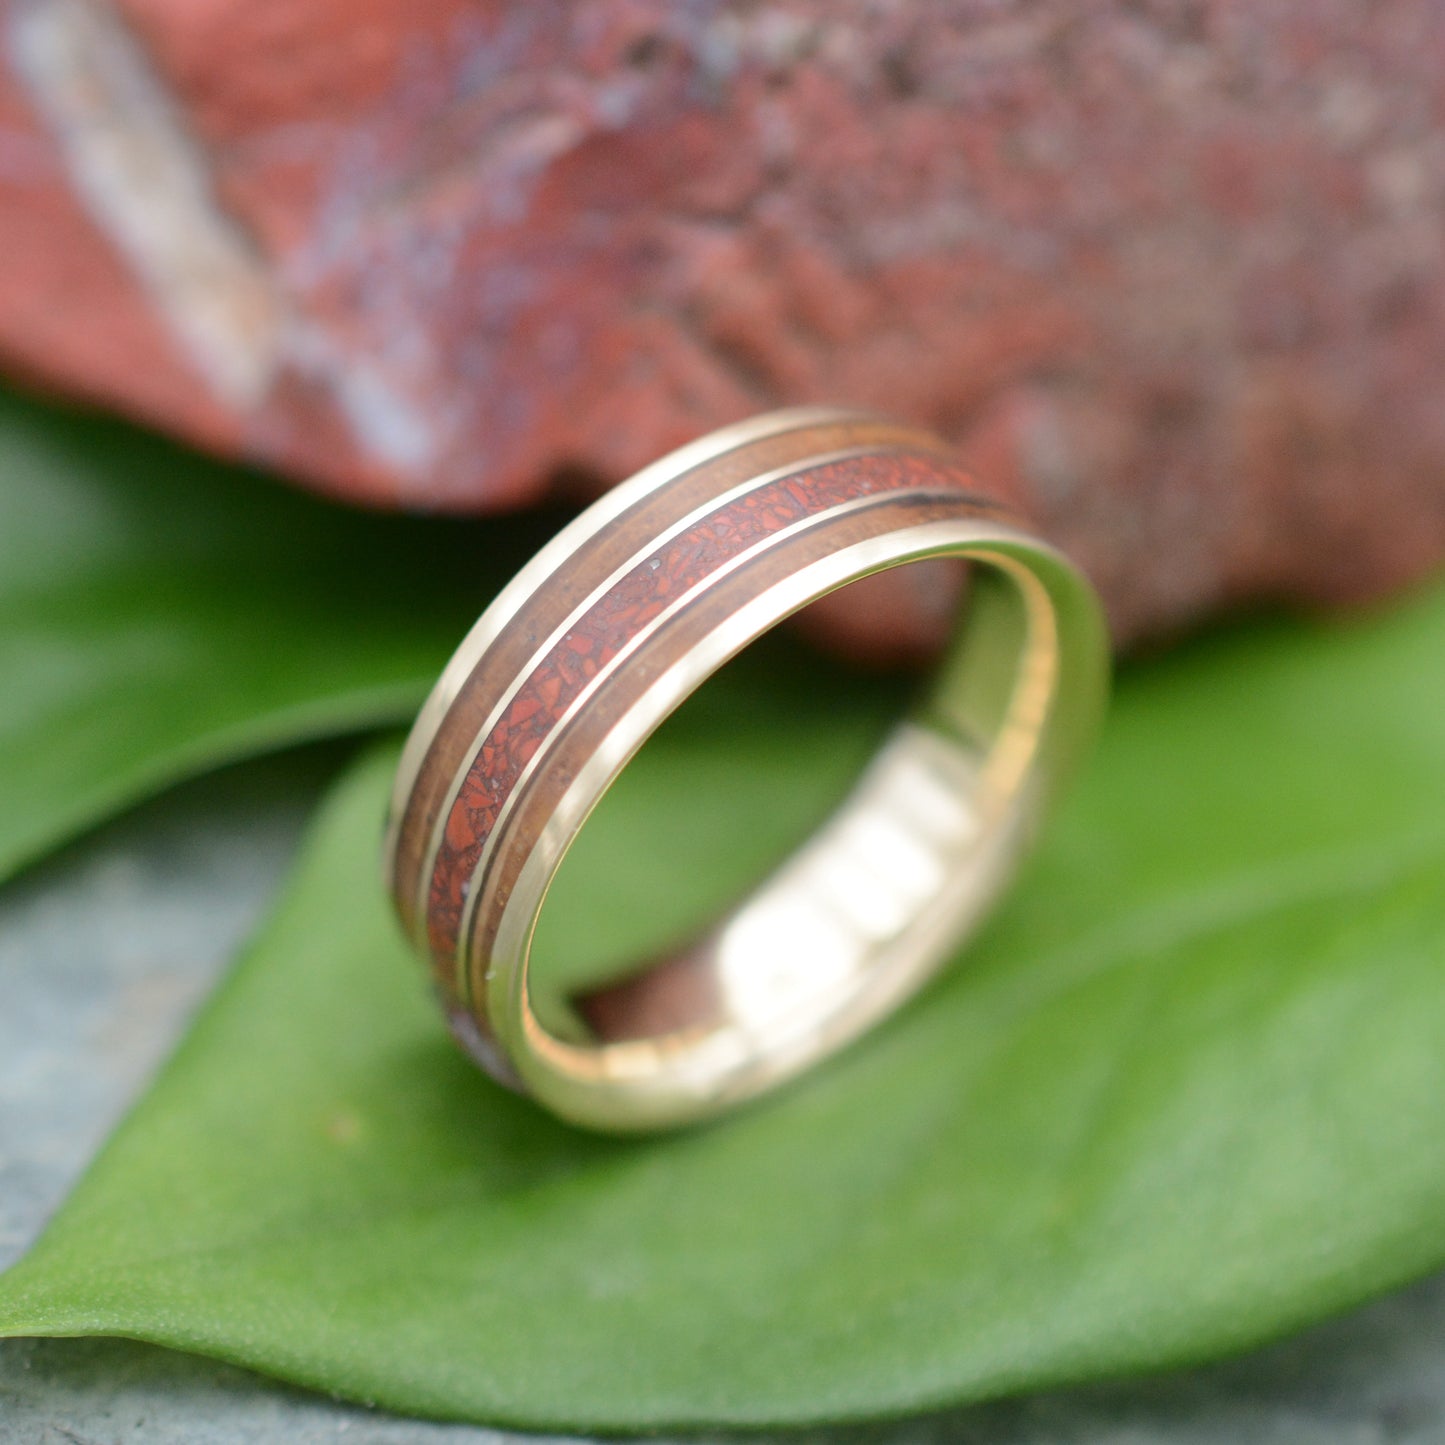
[1, 0, 1443, 653]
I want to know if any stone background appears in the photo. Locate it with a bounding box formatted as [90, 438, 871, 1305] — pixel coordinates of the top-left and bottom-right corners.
[2, 1, 1444, 655]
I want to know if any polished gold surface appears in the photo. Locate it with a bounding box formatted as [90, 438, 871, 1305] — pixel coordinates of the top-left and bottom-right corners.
[388, 410, 1109, 1131]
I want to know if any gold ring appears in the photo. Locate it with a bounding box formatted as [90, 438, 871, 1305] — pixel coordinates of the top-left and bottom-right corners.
[384, 408, 1109, 1131]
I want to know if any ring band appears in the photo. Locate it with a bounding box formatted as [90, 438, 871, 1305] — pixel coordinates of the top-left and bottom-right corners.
[385, 408, 1108, 1131]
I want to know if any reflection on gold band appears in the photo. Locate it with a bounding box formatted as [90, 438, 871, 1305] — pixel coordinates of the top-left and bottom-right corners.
[388, 410, 1109, 1132]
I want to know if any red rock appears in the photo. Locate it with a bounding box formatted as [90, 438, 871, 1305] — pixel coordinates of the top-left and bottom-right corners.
[1, 0, 1443, 653]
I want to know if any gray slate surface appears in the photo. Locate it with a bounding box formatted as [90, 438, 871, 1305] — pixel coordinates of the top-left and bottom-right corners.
[3, 755, 1445, 1443]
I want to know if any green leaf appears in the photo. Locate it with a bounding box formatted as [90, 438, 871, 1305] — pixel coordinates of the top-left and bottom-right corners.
[0, 386, 545, 882]
[3, 580, 1445, 1432]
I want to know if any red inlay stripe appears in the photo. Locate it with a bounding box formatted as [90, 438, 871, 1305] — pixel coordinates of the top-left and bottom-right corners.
[424, 448, 978, 968]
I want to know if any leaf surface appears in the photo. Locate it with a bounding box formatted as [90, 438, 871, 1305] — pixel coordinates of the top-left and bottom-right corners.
[0, 388, 540, 881]
[2, 547, 1444, 1430]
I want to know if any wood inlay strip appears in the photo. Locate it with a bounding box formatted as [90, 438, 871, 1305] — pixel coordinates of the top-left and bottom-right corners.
[390, 416, 932, 938]
[424, 447, 992, 974]
[463, 486, 997, 1014]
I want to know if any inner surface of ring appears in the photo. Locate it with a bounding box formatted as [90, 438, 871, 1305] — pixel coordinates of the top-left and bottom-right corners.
[523, 554, 1051, 1068]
